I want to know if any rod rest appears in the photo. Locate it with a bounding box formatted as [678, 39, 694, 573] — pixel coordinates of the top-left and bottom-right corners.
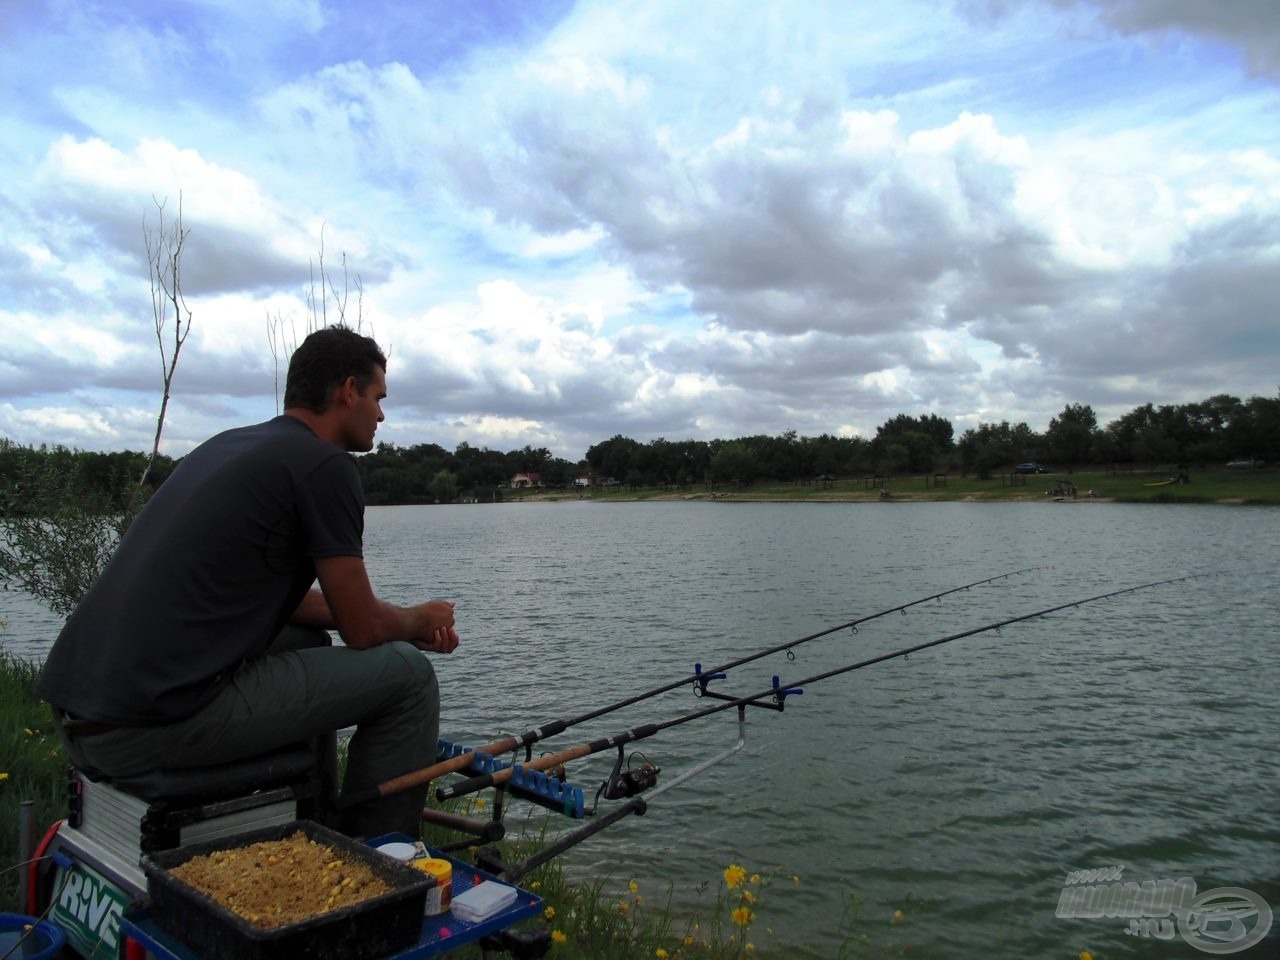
[437, 739, 586, 819]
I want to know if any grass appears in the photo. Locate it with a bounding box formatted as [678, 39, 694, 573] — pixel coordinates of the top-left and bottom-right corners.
[420, 802, 821, 959]
[529, 466, 1280, 506]
[0, 644, 68, 914]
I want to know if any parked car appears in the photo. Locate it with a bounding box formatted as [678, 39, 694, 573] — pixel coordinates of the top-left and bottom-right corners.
[1013, 462, 1047, 474]
[1226, 458, 1265, 469]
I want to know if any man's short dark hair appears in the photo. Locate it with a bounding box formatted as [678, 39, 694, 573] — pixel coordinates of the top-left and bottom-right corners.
[283, 326, 387, 412]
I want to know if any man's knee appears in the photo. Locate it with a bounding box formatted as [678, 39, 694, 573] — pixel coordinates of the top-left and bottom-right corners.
[383, 642, 439, 702]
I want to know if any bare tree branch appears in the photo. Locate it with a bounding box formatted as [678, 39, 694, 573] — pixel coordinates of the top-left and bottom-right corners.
[267, 225, 373, 410]
[141, 195, 192, 490]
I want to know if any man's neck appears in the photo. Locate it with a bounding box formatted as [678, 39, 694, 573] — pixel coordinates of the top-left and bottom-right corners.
[283, 407, 344, 448]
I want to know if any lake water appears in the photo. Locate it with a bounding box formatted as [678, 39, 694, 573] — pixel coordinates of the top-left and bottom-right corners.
[3, 501, 1277, 957]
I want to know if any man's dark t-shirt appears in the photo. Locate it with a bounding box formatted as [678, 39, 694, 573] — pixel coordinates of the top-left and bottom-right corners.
[38, 416, 364, 725]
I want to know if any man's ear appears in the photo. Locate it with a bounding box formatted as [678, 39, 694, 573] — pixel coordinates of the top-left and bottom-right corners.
[335, 375, 360, 408]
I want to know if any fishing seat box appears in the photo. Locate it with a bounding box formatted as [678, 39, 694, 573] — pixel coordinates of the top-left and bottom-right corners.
[72, 741, 321, 850]
[60, 742, 322, 900]
[140, 819, 433, 960]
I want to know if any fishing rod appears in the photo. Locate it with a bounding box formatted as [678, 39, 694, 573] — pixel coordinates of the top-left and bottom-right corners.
[353, 566, 1043, 807]
[436, 574, 1195, 802]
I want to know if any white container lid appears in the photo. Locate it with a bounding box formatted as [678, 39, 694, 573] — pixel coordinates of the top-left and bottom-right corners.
[374, 841, 418, 861]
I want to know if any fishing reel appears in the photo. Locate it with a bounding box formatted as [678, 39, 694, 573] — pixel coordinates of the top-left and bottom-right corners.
[602, 749, 660, 800]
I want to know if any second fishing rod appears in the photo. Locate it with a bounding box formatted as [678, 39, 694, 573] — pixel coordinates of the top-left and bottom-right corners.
[435, 574, 1196, 802]
[352, 566, 1043, 808]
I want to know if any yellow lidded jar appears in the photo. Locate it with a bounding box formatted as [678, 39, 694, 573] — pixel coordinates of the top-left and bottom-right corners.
[413, 857, 453, 916]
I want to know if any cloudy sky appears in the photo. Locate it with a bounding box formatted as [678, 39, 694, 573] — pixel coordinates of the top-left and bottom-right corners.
[2, 0, 1278, 461]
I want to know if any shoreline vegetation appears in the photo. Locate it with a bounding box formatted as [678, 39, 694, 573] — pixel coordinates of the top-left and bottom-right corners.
[501, 466, 1280, 507]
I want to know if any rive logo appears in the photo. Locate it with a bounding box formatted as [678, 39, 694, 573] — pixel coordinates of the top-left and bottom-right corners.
[55, 865, 126, 953]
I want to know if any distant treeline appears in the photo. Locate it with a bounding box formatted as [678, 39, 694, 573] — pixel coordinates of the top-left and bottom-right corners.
[2, 392, 1276, 508]
[0, 442, 175, 516]
[575, 393, 1279, 489]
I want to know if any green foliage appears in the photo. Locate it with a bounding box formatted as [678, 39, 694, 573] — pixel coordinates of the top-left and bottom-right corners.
[1046, 403, 1098, 466]
[709, 441, 757, 484]
[359, 441, 578, 504]
[1106, 393, 1280, 465]
[0, 648, 68, 912]
[422, 810, 819, 960]
[430, 469, 459, 504]
[957, 420, 1038, 478]
[0, 441, 164, 616]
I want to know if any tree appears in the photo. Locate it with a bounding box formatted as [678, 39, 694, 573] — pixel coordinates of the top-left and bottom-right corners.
[585, 435, 639, 480]
[708, 441, 757, 484]
[430, 470, 458, 504]
[872, 413, 954, 473]
[1240, 391, 1280, 461]
[267, 226, 367, 413]
[1, 200, 194, 615]
[957, 420, 1037, 477]
[140, 196, 193, 491]
[0, 448, 132, 616]
[1046, 404, 1098, 467]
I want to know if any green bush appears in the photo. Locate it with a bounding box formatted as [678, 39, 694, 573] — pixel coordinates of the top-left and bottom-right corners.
[0, 647, 68, 912]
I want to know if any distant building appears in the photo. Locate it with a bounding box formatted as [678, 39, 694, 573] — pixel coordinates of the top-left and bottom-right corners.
[511, 472, 543, 489]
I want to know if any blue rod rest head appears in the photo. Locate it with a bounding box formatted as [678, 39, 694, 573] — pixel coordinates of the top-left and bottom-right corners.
[694, 662, 728, 692]
[771, 675, 803, 701]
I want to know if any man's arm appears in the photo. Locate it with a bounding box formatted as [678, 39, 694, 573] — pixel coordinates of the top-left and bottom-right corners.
[309, 555, 460, 653]
[292, 589, 337, 629]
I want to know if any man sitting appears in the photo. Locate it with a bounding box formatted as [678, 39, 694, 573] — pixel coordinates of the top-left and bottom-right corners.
[39, 325, 459, 837]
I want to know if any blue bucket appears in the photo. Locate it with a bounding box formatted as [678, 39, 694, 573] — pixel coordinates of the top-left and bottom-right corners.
[0, 912, 67, 960]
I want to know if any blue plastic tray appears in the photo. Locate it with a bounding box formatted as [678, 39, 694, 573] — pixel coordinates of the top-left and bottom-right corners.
[122, 845, 542, 959]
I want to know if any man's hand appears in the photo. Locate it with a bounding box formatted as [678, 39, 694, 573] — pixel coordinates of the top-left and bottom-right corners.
[313, 556, 462, 651]
[416, 624, 461, 654]
[410, 600, 460, 654]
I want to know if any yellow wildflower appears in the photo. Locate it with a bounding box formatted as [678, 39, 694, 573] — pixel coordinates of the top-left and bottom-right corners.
[550, 930, 566, 944]
[475, 797, 486, 810]
[23, 728, 34, 737]
[683, 935, 696, 946]
[724, 864, 747, 888]
[628, 880, 639, 893]
[741, 890, 756, 904]
[792, 875, 800, 885]
[731, 906, 754, 926]
[0, 772, 9, 783]
[747, 945, 755, 953]
[1079, 953, 1094, 960]
[750, 873, 760, 884]
[543, 906, 555, 921]
[616, 900, 630, 914]
[892, 910, 904, 924]
[530, 881, 541, 891]
[655, 950, 668, 959]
